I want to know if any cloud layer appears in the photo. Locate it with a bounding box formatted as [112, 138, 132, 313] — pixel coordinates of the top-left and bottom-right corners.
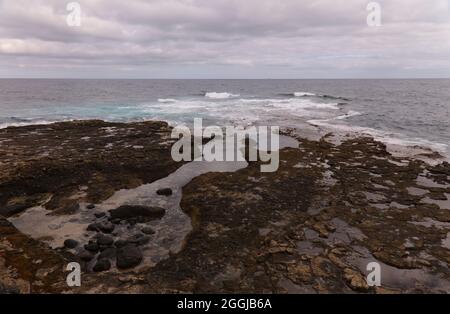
[0, 0, 449, 78]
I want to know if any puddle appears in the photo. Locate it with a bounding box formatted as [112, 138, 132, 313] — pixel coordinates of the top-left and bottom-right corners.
[303, 219, 366, 246]
[363, 192, 386, 203]
[409, 218, 450, 229]
[348, 246, 450, 292]
[421, 194, 450, 210]
[296, 240, 323, 256]
[417, 174, 448, 189]
[407, 186, 428, 196]
[442, 233, 450, 249]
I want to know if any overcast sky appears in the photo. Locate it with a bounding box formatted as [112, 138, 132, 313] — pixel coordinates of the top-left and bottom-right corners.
[0, 0, 449, 78]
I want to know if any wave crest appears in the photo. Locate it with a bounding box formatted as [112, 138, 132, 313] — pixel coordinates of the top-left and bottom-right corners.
[205, 92, 240, 99]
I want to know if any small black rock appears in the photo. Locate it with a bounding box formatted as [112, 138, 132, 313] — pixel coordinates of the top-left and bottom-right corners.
[87, 223, 101, 232]
[141, 226, 155, 235]
[87, 204, 96, 210]
[63, 239, 79, 249]
[127, 234, 150, 246]
[94, 212, 105, 218]
[96, 234, 114, 246]
[79, 251, 94, 262]
[156, 188, 173, 196]
[84, 241, 99, 252]
[116, 245, 143, 269]
[98, 222, 115, 234]
[98, 247, 116, 260]
[114, 239, 128, 248]
[93, 259, 111, 272]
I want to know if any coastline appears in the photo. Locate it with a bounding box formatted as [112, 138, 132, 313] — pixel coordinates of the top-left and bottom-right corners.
[1, 120, 449, 293]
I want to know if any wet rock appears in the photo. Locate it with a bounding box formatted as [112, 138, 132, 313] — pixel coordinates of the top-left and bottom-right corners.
[0, 204, 30, 217]
[96, 234, 114, 247]
[87, 223, 101, 232]
[63, 239, 78, 249]
[84, 241, 99, 253]
[127, 234, 150, 246]
[98, 247, 116, 260]
[110, 218, 122, 224]
[94, 212, 105, 218]
[93, 259, 111, 272]
[116, 245, 143, 269]
[98, 222, 115, 234]
[156, 188, 173, 196]
[141, 226, 155, 235]
[109, 205, 165, 220]
[114, 239, 128, 248]
[79, 251, 94, 262]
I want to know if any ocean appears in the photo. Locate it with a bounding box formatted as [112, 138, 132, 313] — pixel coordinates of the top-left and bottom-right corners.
[0, 79, 449, 156]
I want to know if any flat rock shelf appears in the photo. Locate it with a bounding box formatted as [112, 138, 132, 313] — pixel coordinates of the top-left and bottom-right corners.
[0, 120, 449, 293]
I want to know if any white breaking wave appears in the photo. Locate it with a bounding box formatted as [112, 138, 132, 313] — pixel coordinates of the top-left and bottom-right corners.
[271, 99, 340, 110]
[294, 92, 316, 97]
[205, 92, 240, 99]
[307, 117, 448, 155]
[0, 119, 74, 129]
[335, 110, 362, 120]
[158, 98, 178, 103]
[239, 98, 340, 110]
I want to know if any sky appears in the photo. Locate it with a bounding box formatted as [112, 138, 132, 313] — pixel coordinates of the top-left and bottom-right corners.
[0, 0, 449, 79]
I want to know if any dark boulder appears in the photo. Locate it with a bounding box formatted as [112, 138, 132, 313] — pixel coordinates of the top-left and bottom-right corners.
[79, 251, 94, 262]
[109, 205, 165, 220]
[84, 241, 99, 252]
[114, 239, 128, 248]
[141, 226, 155, 235]
[96, 234, 114, 247]
[98, 247, 116, 260]
[127, 234, 150, 246]
[94, 212, 105, 218]
[93, 259, 111, 272]
[63, 239, 79, 249]
[87, 223, 101, 232]
[116, 245, 143, 269]
[98, 222, 115, 234]
[0, 204, 30, 217]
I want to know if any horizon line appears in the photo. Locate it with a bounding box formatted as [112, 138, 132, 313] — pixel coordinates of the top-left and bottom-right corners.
[1, 77, 450, 80]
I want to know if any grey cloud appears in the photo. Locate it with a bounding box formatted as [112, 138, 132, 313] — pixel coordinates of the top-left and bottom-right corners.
[0, 0, 449, 78]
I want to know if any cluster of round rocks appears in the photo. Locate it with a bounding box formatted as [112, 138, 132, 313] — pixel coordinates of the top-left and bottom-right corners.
[63, 188, 172, 272]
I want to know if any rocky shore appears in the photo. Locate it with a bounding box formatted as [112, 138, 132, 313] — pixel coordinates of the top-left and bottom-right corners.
[0, 120, 449, 293]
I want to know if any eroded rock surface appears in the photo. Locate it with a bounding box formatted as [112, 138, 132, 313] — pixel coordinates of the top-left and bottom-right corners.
[0, 120, 179, 216]
[1, 121, 449, 293]
[144, 135, 450, 293]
